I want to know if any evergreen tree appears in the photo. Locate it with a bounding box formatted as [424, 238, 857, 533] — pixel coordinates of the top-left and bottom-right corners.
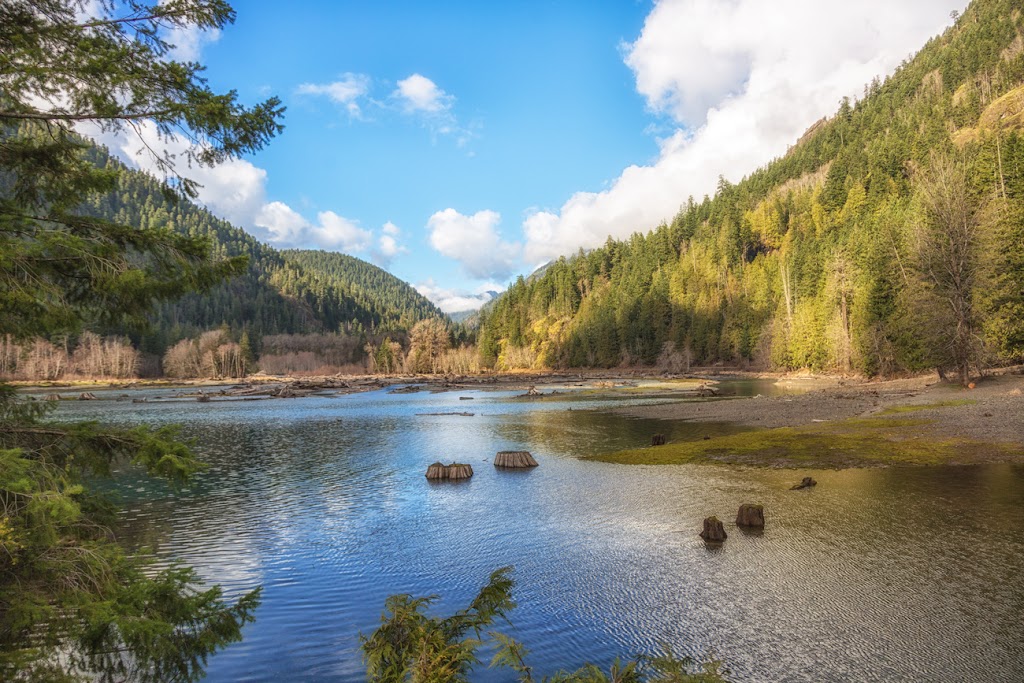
[0, 1, 283, 678]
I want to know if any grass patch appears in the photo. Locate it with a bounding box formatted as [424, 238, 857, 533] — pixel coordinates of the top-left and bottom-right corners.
[592, 415, 1022, 469]
[876, 399, 976, 415]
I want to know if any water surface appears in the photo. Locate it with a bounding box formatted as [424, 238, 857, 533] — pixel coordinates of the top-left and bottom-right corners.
[55, 386, 1024, 682]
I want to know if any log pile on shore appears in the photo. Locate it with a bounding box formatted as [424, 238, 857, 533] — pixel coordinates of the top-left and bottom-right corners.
[493, 451, 539, 468]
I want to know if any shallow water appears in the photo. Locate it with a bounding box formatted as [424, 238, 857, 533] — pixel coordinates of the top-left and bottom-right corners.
[54, 386, 1024, 682]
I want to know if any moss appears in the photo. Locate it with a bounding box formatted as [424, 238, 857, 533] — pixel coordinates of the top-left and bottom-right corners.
[592, 414, 1023, 469]
[876, 399, 976, 415]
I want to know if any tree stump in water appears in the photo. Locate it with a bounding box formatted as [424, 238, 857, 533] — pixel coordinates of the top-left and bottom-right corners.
[699, 516, 727, 542]
[425, 462, 474, 480]
[651, 434, 667, 446]
[78, 392, 97, 400]
[791, 477, 817, 490]
[44, 393, 61, 401]
[494, 451, 539, 468]
[736, 504, 765, 528]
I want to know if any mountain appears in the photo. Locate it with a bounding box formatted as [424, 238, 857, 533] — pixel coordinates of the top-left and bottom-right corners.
[478, 0, 1024, 374]
[79, 147, 444, 354]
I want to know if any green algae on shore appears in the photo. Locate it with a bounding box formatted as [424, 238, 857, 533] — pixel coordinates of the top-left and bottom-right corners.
[592, 413, 1024, 469]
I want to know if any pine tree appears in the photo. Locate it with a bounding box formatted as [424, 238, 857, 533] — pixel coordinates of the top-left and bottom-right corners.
[0, 1, 283, 678]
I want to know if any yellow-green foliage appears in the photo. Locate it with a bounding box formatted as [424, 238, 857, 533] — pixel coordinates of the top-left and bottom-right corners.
[480, 0, 1024, 376]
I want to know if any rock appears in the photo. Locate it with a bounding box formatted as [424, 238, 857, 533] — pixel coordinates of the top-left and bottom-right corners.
[196, 393, 211, 402]
[736, 504, 765, 528]
[425, 462, 474, 480]
[651, 434, 667, 446]
[791, 476, 817, 490]
[699, 516, 727, 542]
[494, 451, 539, 468]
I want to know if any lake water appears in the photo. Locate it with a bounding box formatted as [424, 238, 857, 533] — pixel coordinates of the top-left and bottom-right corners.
[53, 385, 1024, 682]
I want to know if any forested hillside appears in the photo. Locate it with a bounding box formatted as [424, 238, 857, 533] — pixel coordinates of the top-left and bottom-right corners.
[78, 147, 443, 354]
[479, 0, 1024, 379]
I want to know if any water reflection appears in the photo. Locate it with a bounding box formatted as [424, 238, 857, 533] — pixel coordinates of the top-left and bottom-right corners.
[53, 387, 1024, 682]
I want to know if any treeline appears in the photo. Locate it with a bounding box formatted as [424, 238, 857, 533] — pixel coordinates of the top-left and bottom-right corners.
[2, 318, 484, 380]
[0, 333, 139, 380]
[477, 0, 1024, 380]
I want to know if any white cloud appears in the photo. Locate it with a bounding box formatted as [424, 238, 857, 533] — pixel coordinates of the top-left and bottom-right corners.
[524, 0, 967, 263]
[85, 120, 376, 254]
[84, 119, 269, 228]
[296, 73, 371, 116]
[371, 222, 408, 267]
[166, 25, 221, 63]
[393, 74, 453, 113]
[253, 201, 306, 243]
[254, 204, 372, 252]
[313, 211, 373, 251]
[415, 279, 504, 314]
[427, 209, 521, 280]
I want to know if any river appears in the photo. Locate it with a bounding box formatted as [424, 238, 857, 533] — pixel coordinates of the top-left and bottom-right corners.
[52, 383, 1024, 682]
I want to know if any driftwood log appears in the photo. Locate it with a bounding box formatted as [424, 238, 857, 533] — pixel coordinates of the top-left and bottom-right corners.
[651, 434, 667, 446]
[425, 462, 474, 480]
[791, 477, 818, 490]
[736, 504, 765, 528]
[494, 451, 539, 468]
[699, 516, 727, 542]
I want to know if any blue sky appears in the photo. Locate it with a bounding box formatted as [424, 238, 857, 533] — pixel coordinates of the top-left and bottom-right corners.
[94, 0, 968, 313]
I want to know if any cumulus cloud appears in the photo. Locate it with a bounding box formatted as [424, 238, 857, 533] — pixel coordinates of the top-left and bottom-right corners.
[166, 25, 221, 62]
[390, 73, 476, 143]
[427, 209, 522, 280]
[415, 279, 504, 315]
[371, 221, 408, 267]
[84, 119, 269, 228]
[524, 0, 966, 263]
[84, 120, 381, 253]
[393, 74, 453, 113]
[296, 73, 372, 116]
[255, 204, 372, 251]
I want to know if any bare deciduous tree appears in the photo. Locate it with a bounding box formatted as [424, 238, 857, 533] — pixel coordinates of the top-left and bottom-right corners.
[913, 151, 985, 385]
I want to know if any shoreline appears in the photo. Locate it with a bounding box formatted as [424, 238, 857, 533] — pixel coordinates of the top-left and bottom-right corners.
[16, 366, 1024, 469]
[597, 369, 1024, 469]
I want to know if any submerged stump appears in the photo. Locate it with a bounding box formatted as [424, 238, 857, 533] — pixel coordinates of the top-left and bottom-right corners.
[78, 392, 97, 400]
[736, 504, 765, 528]
[425, 462, 474, 481]
[494, 451, 539, 468]
[791, 477, 818, 490]
[651, 434, 667, 447]
[699, 516, 727, 543]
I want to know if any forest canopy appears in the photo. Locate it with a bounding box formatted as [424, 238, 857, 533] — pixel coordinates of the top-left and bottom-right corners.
[477, 0, 1024, 384]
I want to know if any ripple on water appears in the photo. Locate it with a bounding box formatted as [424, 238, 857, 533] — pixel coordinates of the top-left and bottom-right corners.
[52, 389, 1024, 682]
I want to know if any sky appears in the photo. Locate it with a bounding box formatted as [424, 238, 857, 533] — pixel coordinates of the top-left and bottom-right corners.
[94, 0, 969, 314]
